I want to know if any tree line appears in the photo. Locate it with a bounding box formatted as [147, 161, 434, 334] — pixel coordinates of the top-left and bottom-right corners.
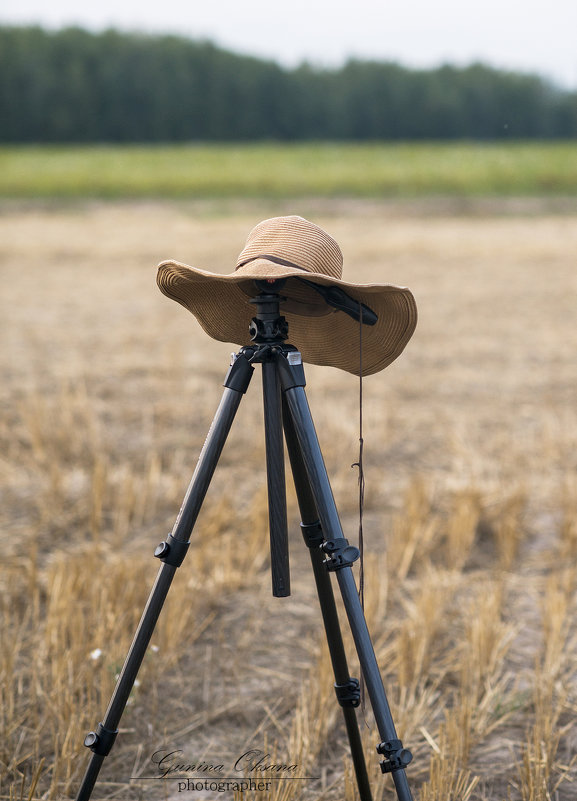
[1, 25, 575, 142]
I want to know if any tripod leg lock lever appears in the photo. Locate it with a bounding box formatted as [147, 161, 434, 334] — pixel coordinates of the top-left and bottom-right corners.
[376, 739, 413, 774]
[322, 538, 360, 571]
[300, 520, 324, 548]
[154, 534, 190, 567]
[83, 722, 118, 756]
[334, 677, 361, 708]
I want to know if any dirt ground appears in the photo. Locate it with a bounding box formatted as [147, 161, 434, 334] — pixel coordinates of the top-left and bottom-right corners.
[1, 199, 576, 801]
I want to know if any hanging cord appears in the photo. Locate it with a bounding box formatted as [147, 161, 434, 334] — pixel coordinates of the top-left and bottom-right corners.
[357, 306, 365, 612]
[351, 303, 367, 718]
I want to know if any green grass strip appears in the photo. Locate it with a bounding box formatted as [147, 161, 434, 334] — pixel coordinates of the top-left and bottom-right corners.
[1, 142, 576, 199]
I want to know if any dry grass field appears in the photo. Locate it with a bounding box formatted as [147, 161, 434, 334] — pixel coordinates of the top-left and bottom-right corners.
[1, 199, 576, 801]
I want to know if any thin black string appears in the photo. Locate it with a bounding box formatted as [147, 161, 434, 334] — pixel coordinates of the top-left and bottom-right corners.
[351, 303, 367, 719]
[358, 305, 365, 613]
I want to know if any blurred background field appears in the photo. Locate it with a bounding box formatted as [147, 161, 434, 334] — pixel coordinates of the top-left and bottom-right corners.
[1, 142, 577, 199]
[1, 191, 576, 800]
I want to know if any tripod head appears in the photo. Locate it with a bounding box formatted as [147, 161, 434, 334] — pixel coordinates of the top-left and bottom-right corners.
[249, 279, 289, 344]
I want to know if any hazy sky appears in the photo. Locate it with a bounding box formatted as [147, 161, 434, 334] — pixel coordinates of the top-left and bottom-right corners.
[2, 0, 576, 89]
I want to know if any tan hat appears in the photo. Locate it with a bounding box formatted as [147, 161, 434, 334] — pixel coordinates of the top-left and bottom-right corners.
[157, 215, 417, 376]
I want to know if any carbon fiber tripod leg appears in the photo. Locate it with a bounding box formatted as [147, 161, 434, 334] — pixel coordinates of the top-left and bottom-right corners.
[283, 399, 373, 801]
[75, 353, 254, 801]
[280, 370, 413, 801]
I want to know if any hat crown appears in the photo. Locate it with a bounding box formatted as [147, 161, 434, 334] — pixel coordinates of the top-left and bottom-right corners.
[236, 215, 343, 280]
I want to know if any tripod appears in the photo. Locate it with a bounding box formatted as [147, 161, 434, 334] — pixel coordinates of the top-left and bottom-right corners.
[76, 280, 413, 801]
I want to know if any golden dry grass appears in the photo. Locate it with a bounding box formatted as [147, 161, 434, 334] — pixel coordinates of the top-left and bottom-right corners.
[1, 199, 576, 801]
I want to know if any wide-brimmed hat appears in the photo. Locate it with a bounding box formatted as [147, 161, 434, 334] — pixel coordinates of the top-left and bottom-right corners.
[157, 215, 417, 376]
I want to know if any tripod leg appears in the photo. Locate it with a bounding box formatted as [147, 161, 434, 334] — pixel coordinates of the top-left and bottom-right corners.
[262, 360, 290, 596]
[75, 352, 254, 801]
[279, 367, 413, 801]
[283, 399, 373, 801]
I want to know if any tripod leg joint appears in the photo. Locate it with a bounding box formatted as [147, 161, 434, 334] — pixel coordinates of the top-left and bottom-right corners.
[322, 538, 360, 571]
[223, 351, 254, 393]
[376, 739, 413, 774]
[276, 348, 306, 389]
[154, 534, 190, 567]
[334, 677, 361, 708]
[83, 722, 118, 756]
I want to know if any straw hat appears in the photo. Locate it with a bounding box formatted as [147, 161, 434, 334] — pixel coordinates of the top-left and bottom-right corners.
[157, 216, 417, 376]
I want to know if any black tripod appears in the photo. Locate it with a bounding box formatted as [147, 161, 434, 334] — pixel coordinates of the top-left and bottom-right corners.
[76, 280, 413, 801]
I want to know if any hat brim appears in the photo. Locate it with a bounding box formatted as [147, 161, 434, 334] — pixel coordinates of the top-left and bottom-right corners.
[157, 258, 417, 376]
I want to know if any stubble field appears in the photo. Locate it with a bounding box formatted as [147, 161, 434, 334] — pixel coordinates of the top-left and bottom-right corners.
[1, 199, 576, 801]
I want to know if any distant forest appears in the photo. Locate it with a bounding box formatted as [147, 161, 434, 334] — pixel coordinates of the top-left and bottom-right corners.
[1, 26, 576, 142]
